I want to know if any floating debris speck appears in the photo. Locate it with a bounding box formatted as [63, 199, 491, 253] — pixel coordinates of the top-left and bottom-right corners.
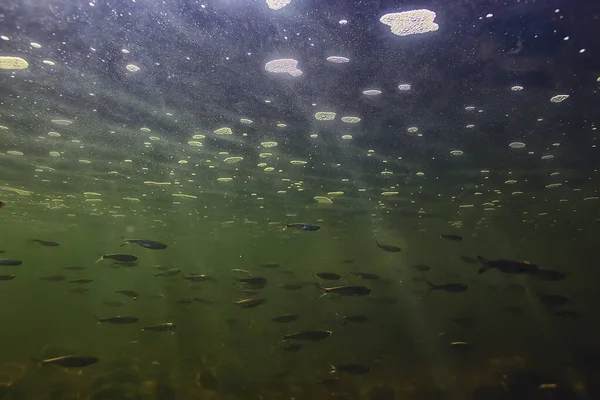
[550, 94, 569, 103]
[379, 9, 439, 36]
[265, 58, 302, 77]
[0, 56, 29, 70]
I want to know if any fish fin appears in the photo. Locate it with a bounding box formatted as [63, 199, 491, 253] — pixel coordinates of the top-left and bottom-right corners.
[422, 278, 435, 294]
[95, 256, 104, 263]
[119, 243, 126, 248]
[476, 256, 490, 274]
[329, 365, 337, 374]
[318, 292, 328, 299]
[314, 283, 327, 299]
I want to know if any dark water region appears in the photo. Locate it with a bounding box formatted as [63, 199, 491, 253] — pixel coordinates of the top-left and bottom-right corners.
[1, 0, 600, 398]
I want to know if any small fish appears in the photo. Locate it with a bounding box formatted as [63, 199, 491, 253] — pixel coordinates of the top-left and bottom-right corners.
[278, 284, 304, 291]
[231, 268, 250, 274]
[260, 263, 280, 269]
[96, 254, 138, 263]
[114, 289, 139, 299]
[282, 343, 303, 352]
[142, 322, 176, 332]
[286, 223, 320, 231]
[184, 274, 213, 282]
[330, 364, 371, 375]
[272, 314, 299, 323]
[31, 239, 59, 247]
[459, 256, 478, 264]
[122, 239, 167, 250]
[413, 264, 431, 272]
[440, 234, 463, 241]
[69, 287, 90, 294]
[554, 310, 580, 319]
[318, 285, 371, 298]
[531, 269, 567, 281]
[0, 259, 22, 266]
[352, 272, 379, 280]
[316, 272, 341, 280]
[477, 256, 538, 274]
[449, 341, 470, 347]
[342, 259, 354, 264]
[537, 294, 569, 307]
[155, 268, 181, 277]
[97, 316, 139, 324]
[36, 355, 99, 368]
[342, 315, 369, 324]
[102, 300, 125, 307]
[70, 279, 93, 284]
[235, 297, 265, 308]
[239, 277, 267, 288]
[375, 240, 401, 252]
[423, 279, 468, 293]
[63, 266, 85, 271]
[40, 275, 66, 282]
[0, 274, 15, 281]
[284, 330, 331, 341]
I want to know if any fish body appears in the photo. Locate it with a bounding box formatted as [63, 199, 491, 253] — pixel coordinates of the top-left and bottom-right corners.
[331, 364, 371, 375]
[260, 263, 280, 268]
[123, 239, 167, 250]
[284, 330, 331, 341]
[38, 355, 99, 368]
[0, 275, 15, 281]
[155, 268, 181, 277]
[234, 297, 265, 308]
[316, 272, 341, 280]
[319, 285, 371, 297]
[70, 279, 93, 284]
[31, 239, 59, 247]
[184, 274, 213, 282]
[440, 234, 463, 241]
[40, 275, 66, 282]
[142, 322, 176, 332]
[0, 259, 22, 266]
[477, 256, 538, 274]
[114, 289, 139, 299]
[342, 315, 369, 324]
[272, 314, 299, 323]
[239, 277, 267, 288]
[531, 269, 567, 281]
[97, 254, 138, 263]
[97, 316, 139, 324]
[423, 279, 468, 293]
[375, 241, 401, 252]
[286, 223, 320, 231]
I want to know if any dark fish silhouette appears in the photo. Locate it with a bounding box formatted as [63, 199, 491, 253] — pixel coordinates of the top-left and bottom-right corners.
[122, 239, 167, 250]
[537, 294, 569, 307]
[440, 234, 463, 241]
[36, 355, 98, 368]
[423, 279, 468, 293]
[97, 316, 139, 324]
[286, 223, 320, 231]
[70, 279, 93, 284]
[375, 241, 401, 252]
[0, 259, 22, 266]
[272, 314, 299, 323]
[40, 275, 66, 282]
[342, 315, 369, 324]
[260, 263, 280, 269]
[282, 343, 303, 352]
[31, 239, 59, 247]
[413, 264, 431, 272]
[239, 277, 267, 289]
[316, 272, 341, 280]
[477, 256, 538, 274]
[155, 268, 181, 277]
[142, 322, 176, 332]
[114, 289, 139, 299]
[284, 330, 331, 341]
[96, 254, 138, 263]
[0, 275, 15, 281]
[234, 298, 265, 308]
[318, 285, 371, 298]
[331, 364, 371, 375]
[184, 274, 213, 282]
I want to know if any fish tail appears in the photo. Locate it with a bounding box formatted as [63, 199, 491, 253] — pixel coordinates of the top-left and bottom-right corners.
[95, 256, 104, 263]
[422, 278, 435, 294]
[314, 283, 328, 299]
[328, 365, 337, 374]
[476, 256, 490, 274]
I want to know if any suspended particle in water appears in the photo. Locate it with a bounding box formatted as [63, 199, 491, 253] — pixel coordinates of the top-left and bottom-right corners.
[265, 59, 302, 77]
[509, 142, 526, 149]
[379, 9, 439, 36]
[505, 180, 517, 184]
